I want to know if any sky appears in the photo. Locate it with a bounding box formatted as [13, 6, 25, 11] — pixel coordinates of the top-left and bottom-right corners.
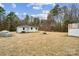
[0, 3, 78, 20]
[0, 3, 57, 20]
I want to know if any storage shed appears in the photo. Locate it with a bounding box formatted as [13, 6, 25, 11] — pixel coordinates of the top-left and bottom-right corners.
[68, 23, 79, 37]
[16, 25, 38, 33]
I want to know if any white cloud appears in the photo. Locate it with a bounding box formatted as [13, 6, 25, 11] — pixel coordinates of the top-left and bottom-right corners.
[42, 10, 49, 14]
[6, 11, 10, 14]
[52, 3, 56, 7]
[0, 3, 4, 8]
[40, 14, 48, 19]
[23, 12, 27, 15]
[27, 3, 35, 7]
[33, 6, 42, 10]
[15, 12, 19, 15]
[27, 3, 52, 7]
[31, 10, 50, 19]
[12, 3, 16, 8]
[31, 13, 48, 20]
[27, 3, 56, 19]
[27, 3, 48, 10]
[32, 4, 43, 10]
[27, 3, 56, 10]
[5, 11, 10, 15]
[36, 10, 49, 19]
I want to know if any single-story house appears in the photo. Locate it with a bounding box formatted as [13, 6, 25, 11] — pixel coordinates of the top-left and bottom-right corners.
[16, 25, 38, 33]
[68, 23, 79, 37]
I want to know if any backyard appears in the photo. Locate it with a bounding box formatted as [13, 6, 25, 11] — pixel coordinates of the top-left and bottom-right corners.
[0, 31, 79, 56]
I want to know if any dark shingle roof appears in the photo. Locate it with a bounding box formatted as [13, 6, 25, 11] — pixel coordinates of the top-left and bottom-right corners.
[17, 25, 36, 28]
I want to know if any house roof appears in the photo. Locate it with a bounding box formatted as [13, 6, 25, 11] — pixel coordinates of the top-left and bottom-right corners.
[68, 23, 79, 25]
[17, 25, 37, 28]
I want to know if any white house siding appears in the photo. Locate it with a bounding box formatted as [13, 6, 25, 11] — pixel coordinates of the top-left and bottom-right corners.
[16, 26, 38, 33]
[16, 27, 23, 33]
[68, 29, 79, 37]
[68, 23, 79, 37]
[28, 27, 38, 32]
[17, 27, 28, 33]
[25, 28, 29, 32]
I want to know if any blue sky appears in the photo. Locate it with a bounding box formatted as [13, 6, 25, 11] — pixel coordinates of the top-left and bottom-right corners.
[0, 3, 56, 19]
[0, 3, 78, 20]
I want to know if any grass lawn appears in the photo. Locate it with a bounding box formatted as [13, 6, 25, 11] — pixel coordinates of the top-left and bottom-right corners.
[0, 31, 79, 56]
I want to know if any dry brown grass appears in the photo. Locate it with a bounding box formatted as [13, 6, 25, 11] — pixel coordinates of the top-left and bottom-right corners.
[0, 31, 79, 56]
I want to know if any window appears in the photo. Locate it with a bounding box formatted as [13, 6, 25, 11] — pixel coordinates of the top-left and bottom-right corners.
[23, 27, 25, 30]
[31, 27, 33, 30]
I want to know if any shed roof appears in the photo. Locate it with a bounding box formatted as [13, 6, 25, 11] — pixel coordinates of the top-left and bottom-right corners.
[68, 23, 79, 25]
[68, 23, 79, 29]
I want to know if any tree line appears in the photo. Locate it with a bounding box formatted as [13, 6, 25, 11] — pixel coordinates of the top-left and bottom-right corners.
[0, 4, 79, 32]
[0, 7, 40, 31]
[40, 4, 79, 32]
